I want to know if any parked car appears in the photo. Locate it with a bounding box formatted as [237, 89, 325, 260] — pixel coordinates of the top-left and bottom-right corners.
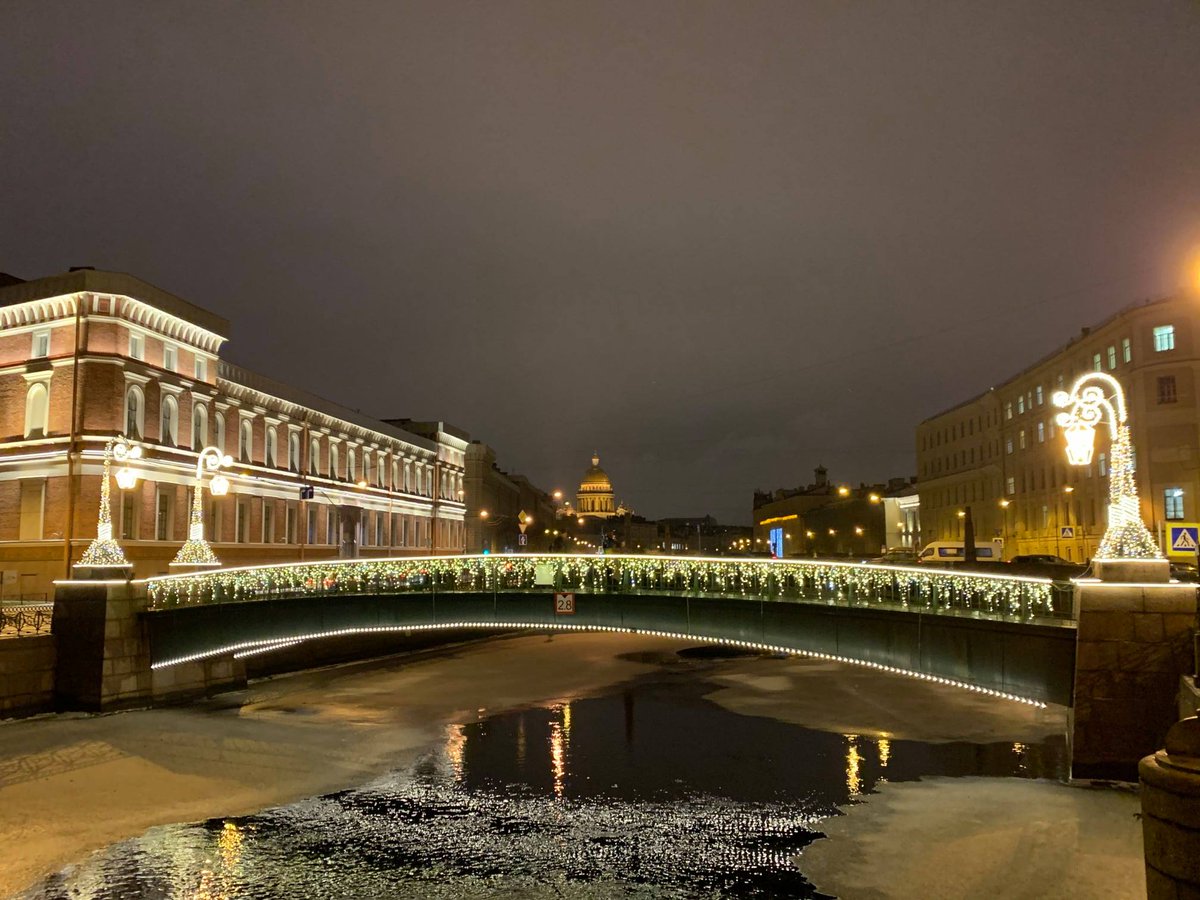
[1010, 554, 1073, 566]
[1007, 554, 1086, 579]
[1170, 563, 1199, 583]
[868, 549, 918, 566]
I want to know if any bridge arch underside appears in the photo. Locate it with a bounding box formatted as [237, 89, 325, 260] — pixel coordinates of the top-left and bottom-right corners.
[146, 592, 1076, 706]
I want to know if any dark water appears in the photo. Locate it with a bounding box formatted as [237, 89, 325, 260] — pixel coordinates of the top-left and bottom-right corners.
[23, 652, 1066, 899]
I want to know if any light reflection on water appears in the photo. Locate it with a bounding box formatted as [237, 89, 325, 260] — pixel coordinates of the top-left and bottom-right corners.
[23, 663, 1067, 899]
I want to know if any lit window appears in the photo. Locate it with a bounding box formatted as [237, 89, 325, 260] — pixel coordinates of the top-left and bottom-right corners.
[1017, 396, 1025, 415]
[239, 420, 253, 462]
[1035, 385, 1043, 406]
[1154, 325, 1175, 352]
[1036, 422, 1045, 443]
[31, 330, 50, 359]
[163, 344, 177, 371]
[192, 404, 208, 450]
[1005, 438, 1013, 455]
[1019, 429, 1026, 450]
[1165, 488, 1185, 521]
[1098, 453, 1107, 477]
[129, 333, 144, 360]
[160, 395, 178, 445]
[310, 438, 321, 475]
[1006, 476, 1015, 495]
[124, 386, 144, 439]
[1158, 375, 1178, 404]
[1122, 337, 1131, 363]
[1106, 345, 1116, 370]
[1092, 352, 1102, 371]
[1005, 402, 1013, 420]
[194, 357, 207, 381]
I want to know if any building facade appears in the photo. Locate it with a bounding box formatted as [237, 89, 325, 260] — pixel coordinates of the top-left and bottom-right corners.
[0, 268, 467, 598]
[463, 441, 557, 553]
[916, 293, 1200, 561]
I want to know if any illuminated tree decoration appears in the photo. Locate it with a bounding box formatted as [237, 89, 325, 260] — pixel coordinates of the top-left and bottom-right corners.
[172, 446, 232, 568]
[1053, 372, 1161, 560]
[77, 436, 142, 569]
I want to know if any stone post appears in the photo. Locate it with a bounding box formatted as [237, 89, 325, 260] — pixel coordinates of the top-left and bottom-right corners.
[1140, 715, 1200, 897]
[1073, 559, 1197, 779]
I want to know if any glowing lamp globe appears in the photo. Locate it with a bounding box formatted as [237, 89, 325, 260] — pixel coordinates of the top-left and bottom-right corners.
[114, 467, 138, 490]
[210, 475, 231, 497]
[1061, 420, 1095, 467]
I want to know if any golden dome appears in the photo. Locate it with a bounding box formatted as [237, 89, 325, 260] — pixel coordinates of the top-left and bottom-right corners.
[580, 454, 611, 490]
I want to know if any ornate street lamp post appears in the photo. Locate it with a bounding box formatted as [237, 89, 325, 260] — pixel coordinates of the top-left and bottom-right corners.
[76, 436, 142, 570]
[1053, 372, 1161, 560]
[172, 446, 232, 568]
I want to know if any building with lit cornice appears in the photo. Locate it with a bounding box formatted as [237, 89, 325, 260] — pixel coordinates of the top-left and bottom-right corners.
[0, 268, 467, 597]
[916, 292, 1200, 562]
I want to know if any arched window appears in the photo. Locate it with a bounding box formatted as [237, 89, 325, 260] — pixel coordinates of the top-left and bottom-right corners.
[330, 444, 340, 479]
[192, 404, 208, 450]
[266, 428, 277, 468]
[214, 412, 225, 453]
[348, 449, 357, 482]
[289, 433, 300, 471]
[310, 437, 321, 475]
[160, 395, 178, 446]
[124, 386, 144, 439]
[392, 461, 399, 490]
[363, 451, 372, 485]
[378, 456, 386, 487]
[239, 420, 253, 462]
[416, 467, 424, 496]
[23, 382, 49, 438]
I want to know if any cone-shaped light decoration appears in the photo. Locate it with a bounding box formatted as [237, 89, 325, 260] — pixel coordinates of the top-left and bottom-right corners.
[1053, 373, 1161, 559]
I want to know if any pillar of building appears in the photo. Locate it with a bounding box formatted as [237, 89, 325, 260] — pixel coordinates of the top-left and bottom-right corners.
[52, 570, 244, 711]
[1140, 715, 1200, 898]
[1073, 560, 1197, 779]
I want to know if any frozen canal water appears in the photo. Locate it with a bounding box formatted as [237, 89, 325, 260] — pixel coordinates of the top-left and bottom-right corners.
[21, 648, 1066, 899]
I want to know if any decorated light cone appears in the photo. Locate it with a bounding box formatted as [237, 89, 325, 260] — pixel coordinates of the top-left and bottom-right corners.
[77, 437, 141, 569]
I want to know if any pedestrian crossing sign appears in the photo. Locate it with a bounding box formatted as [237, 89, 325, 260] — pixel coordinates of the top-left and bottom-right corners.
[1168, 524, 1200, 556]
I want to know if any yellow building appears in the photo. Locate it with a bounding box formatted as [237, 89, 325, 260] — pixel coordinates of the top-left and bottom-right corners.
[916, 292, 1200, 561]
[574, 454, 617, 518]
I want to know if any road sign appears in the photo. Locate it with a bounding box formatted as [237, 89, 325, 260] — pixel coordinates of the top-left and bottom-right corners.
[1060, 526, 1075, 539]
[518, 533, 528, 546]
[1168, 524, 1200, 556]
[555, 592, 576, 614]
[299, 485, 314, 500]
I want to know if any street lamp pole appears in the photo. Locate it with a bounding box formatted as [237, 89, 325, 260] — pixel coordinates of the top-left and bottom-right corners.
[172, 445, 232, 568]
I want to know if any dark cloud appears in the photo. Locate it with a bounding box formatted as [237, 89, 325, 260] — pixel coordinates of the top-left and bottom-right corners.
[2, 1, 1199, 522]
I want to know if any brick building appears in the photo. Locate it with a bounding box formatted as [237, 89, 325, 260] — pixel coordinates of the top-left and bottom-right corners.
[0, 268, 467, 597]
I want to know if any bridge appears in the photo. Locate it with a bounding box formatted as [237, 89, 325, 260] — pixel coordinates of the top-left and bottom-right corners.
[141, 554, 1076, 707]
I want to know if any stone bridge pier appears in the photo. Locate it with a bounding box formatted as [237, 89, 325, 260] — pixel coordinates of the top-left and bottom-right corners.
[52, 571, 244, 711]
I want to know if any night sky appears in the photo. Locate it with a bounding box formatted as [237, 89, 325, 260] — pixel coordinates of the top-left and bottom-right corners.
[3, 2, 1199, 524]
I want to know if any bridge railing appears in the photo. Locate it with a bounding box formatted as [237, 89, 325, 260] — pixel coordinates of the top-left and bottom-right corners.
[146, 554, 1069, 623]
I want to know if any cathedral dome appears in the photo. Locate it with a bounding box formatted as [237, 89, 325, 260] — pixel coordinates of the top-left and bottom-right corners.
[579, 455, 612, 490]
[575, 454, 617, 518]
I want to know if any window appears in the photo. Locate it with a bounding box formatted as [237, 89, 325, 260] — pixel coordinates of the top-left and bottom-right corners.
[1165, 488, 1185, 521]
[1056, 373, 1065, 388]
[1036, 421, 1045, 443]
[375, 514, 384, 547]
[155, 488, 173, 541]
[348, 449, 357, 482]
[263, 503, 275, 543]
[124, 386, 144, 439]
[1005, 438, 1013, 455]
[129, 333, 145, 360]
[214, 413, 225, 453]
[1092, 352, 1102, 371]
[120, 493, 137, 540]
[160, 395, 178, 445]
[1042, 505, 1051, 529]
[310, 438, 321, 475]
[1006, 476, 1015, 495]
[330, 444, 340, 479]
[364, 452, 372, 485]
[23, 382, 49, 438]
[1122, 337, 1131, 363]
[192, 404, 208, 450]
[1019, 429, 1026, 450]
[194, 357, 207, 381]
[1035, 385, 1043, 406]
[327, 508, 336, 545]
[1106, 345, 1116, 370]
[1099, 452, 1107, 477]
[239, 420, 253, 462]
[289, 433, 300, 471]
[1157, 375, 1178, 404]
[163, 344, 177, 371]
[1005, 402, 1013, 420]
[1154, 325, 1176, 352]
[286, 505, 297, 543]
[1017, 396, 1025, 415]
[31, 330, 50, 359]
[236, 500, 249, 542]
[307, 507, 317, 543]
[18, 479, 44, 540]
[266, 428, 277, 468]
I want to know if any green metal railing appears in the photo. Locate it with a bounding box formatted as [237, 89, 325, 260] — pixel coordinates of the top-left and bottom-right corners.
[146, 554, 1071, 624]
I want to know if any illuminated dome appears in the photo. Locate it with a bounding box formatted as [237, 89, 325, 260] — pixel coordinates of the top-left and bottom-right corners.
[576, 454, 616, 518]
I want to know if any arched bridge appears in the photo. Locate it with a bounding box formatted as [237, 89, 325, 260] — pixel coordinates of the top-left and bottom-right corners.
[144, 554, 1077, 706]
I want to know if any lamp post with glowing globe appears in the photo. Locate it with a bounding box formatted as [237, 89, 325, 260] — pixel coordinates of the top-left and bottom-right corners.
[76, 436, 143, 572]
[171, 446, 232, 568]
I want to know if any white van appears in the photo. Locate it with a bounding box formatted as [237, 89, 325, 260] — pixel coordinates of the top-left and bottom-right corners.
[917, 541, 1005, 563]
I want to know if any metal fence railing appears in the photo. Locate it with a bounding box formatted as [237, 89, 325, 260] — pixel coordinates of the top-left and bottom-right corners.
[0, 602, 53, 637]
[146, 554, 1070, 625]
